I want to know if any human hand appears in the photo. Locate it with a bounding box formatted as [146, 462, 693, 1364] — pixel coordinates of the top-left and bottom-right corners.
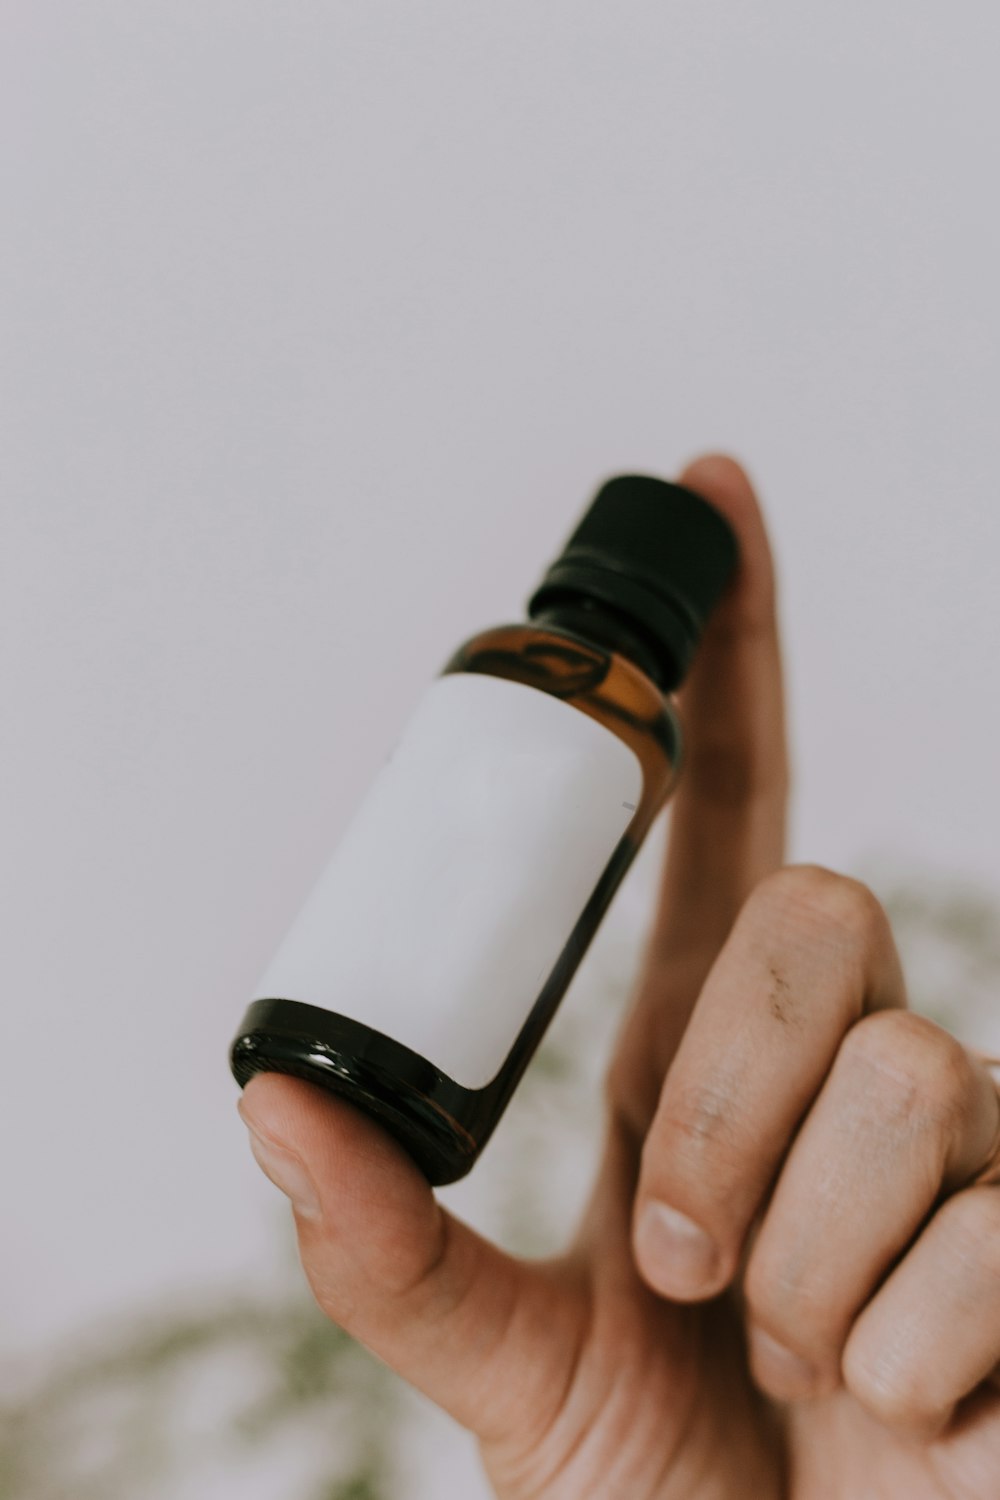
[238, 456, 1000, 1498]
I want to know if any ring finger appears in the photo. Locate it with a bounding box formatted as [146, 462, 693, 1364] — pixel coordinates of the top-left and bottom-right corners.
[840, 1180, 1000, 1436]
[743, 1010, 1000, 1402]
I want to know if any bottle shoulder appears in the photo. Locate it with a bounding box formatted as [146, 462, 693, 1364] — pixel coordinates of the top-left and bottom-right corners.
[442, 621, 682, 796]
[444, 619, 674, 708]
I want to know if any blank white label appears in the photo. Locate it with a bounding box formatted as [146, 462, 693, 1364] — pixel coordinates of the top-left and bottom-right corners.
[253, 671, 643, 1088]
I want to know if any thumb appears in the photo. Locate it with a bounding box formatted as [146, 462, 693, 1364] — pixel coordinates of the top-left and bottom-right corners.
[238, 1073, 584, 1444]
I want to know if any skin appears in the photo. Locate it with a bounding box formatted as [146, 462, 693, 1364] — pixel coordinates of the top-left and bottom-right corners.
[238, 455, 1000, 1499]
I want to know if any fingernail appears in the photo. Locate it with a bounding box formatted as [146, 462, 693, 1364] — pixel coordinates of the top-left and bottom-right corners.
[748, 1327, 817, 1398]
[239, 1105, 323, 1222]
[636, 1200, 720, 1296]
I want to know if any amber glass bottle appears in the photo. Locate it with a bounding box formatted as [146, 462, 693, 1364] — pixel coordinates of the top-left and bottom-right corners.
[230, 475, 738, 1184]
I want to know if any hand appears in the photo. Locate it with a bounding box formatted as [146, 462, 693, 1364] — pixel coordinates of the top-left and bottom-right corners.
[238, 456, 1000, 1498]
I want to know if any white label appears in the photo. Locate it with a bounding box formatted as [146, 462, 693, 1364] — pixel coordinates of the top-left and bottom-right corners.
[253, 672, 643, 1088]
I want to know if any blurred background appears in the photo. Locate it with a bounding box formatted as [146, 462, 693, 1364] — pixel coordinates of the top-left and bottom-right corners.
[4, 3, 1000, 1495]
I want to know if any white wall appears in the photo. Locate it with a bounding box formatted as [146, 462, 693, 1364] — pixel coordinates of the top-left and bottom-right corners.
[5, 2, 1000, 1492]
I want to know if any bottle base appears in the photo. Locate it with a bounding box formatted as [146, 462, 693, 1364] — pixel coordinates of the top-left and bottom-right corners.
[230, 999, 480, 1186]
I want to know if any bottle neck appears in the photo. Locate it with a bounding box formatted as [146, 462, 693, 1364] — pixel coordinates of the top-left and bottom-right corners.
[528, 596, 673, 693]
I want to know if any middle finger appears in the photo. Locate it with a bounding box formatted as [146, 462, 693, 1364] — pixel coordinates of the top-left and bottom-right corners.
[632, 865, 906, 1302]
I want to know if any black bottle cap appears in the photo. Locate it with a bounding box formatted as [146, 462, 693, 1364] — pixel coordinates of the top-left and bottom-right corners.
[526, 473, 740, 691]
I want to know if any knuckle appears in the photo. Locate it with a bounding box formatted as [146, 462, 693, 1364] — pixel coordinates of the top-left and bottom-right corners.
[935, 1187, 1000, 1283]
[748, 866, 890, 974]
[842, 1341, 939, 1431]
[837, 1010, 973, 1129]
[646, 1078, 743, 1184]
[742, 1247, 832, 1340]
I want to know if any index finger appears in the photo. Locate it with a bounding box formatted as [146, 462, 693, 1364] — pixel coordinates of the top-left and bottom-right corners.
[654, 453, 789, 964]
[607, 455, 789, 1127]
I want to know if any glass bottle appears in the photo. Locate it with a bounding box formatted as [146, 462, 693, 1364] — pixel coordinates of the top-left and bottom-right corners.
[230, 475, 738, 1183]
